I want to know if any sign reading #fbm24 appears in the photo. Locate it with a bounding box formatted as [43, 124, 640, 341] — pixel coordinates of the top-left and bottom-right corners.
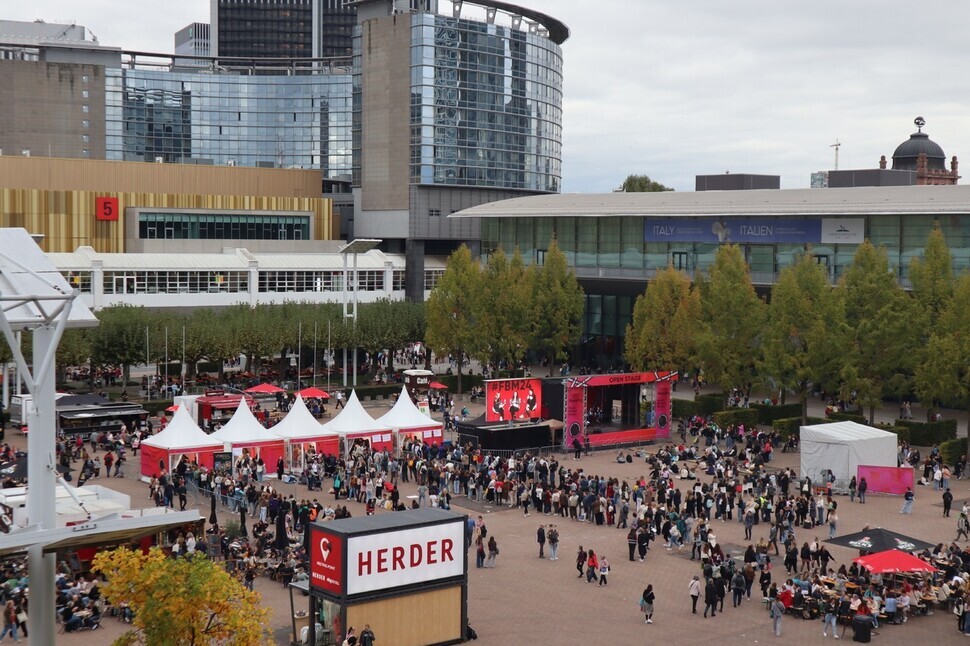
[644, 217, 822, 244]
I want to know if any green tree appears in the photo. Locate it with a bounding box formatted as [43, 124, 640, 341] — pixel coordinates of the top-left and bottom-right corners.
[761, 252, 846, 421]
[621, 174, 675, 192]
[532, 238, 585, 375]
[909, 222, 954, 320]
[425, 245, 480, 394]
[916, 274, 970, 434]
[473, 248, 533, 373]
[695, 244, 766, 393]
[838, 241, 919, 423]
[90, 305, 152, 387]
[93, 547, 267, 645]
[625, 265, 700, 371]
[56, 328, 91, 385]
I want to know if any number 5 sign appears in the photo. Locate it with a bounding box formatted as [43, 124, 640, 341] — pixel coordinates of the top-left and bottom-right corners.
[95, 196, 119, 221]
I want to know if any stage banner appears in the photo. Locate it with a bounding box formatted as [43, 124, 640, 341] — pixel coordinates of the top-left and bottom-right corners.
[563, 386, 586, 448]
[654, 381, 671, 439]
[856, 465, 914, 495]
[565, 371, 678, 388]
[485, 378, 542, 423]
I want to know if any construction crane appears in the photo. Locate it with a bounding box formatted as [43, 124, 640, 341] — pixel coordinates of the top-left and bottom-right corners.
[830, 139, 841, 171]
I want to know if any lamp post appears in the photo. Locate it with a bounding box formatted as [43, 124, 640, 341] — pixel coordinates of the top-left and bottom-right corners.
[339, 239, 381, 389]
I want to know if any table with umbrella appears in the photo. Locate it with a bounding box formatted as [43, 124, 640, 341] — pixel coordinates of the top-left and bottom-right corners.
[826, 527, 934, 554]
[245, 383, 286, 395]
[297, 387, 330, 399]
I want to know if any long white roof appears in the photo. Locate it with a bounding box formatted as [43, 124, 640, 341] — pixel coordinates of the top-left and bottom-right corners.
[376, 386, 442, 431]
[450, 185, 970, 219]
[270, 395, 339, 441]
[141, 405, 223, 451]
[320, 390, 390, 435]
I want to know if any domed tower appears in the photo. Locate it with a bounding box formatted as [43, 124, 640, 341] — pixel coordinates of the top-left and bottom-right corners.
[886, 117, 960, 185]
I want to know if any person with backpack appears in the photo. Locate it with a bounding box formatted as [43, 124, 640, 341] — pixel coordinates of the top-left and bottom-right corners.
[769, 596, 785, 636]
[597, 555, 610, 586]
[547, 525, 560, 560]
[731, 569, 746, 607]
[957, 512, 970, 542]
[640, 585, 655, 624]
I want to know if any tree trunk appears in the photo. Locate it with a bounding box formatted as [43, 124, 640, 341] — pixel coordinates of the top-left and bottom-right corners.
[456, 347, 463, 395]
[801, 396, 808, 424]
[868, 404, 875, 426]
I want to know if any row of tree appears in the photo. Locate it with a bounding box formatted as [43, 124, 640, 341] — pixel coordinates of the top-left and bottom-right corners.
[625, 226, 970, 429]
[424, 239, 585, 393]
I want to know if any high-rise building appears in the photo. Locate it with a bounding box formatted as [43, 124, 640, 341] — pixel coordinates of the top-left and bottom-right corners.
[174, 22, 210, 64]
[210, 0, 357, 59]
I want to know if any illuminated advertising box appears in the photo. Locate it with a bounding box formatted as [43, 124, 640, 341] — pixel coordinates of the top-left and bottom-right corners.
[309, 508, 467, 599]
[484, 378, 542, 423]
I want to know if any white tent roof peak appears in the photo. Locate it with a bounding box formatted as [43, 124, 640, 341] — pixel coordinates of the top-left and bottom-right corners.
[800, 421, 896, 442]
[320, 390, 390, 435]
[210, 398, 280, 443]
[376, 386, 442, 431]
[271, 395, 338, 441]
[141, 405, 222, 450]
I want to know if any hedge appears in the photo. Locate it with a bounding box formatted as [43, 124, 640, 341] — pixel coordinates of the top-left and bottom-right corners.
[439, 373, 485, 393]
[825, 411, 868, 424]
[896, 419, 958, 446]
[750, 402, 803, 425]
[696, 393, 726, 416]
[772, 416, 826, 437]
[940, 438, 968, 467]
[875, 424, 910, 445]
[712, 409, 760, 429]
[673, 398, 705, 420]
[142, 400, 174, 416]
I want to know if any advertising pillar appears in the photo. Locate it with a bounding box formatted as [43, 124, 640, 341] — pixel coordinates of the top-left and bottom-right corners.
[654, 381, 671, 440]
[563, 386, 586, 449]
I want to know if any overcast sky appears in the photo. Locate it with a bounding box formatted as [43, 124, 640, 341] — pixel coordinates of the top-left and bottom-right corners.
[6, 0, 968, 192]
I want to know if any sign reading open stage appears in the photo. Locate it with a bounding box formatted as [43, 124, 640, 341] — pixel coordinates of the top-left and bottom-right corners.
[485, 378, 541, 423]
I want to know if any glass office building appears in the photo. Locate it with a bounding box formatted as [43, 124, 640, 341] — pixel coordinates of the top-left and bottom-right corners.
[105, 66, 353, 175]
[405, 13, 563, 192]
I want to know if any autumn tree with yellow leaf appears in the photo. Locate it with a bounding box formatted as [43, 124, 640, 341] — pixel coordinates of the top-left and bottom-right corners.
[92, 546, 268, 646]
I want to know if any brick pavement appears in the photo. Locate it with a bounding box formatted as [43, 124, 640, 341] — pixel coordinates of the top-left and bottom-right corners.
[0, 395, 961, 645]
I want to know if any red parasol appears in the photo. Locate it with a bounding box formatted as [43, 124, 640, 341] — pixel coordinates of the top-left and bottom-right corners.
[244, 383, 285, 394]
[853, 549, 938, 574]
[429, 381, 448, 390]
[164, 404, 179, 412]
[298, 387, 330, 399]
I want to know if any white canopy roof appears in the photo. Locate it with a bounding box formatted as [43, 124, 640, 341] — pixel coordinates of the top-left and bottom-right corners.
[320, 390, 391, 436]
[270, 395, 339, 441]
[376, 386, 442, 431]
[209, 399, 282, 444]
[141, 405, 222, 451]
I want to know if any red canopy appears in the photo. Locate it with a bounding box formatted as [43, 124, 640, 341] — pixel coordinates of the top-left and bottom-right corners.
[853, 549, 937, 574]
[298, 387, 330, 399]
[429, 381, 448, 390]
[245, 383, 284, 394]
[165, 404, 179, 412]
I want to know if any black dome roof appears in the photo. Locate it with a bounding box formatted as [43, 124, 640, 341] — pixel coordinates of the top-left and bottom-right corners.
[892, 131, 947, 172]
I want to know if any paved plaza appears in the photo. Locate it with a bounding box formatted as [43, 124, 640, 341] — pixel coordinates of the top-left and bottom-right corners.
[7, 388, 965, 645]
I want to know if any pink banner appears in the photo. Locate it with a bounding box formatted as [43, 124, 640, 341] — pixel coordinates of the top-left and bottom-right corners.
[857, 465, 915, 495]
[655, 381, 671, 440]
[564, 371, 677, 388]
[563, 386, 586, 448]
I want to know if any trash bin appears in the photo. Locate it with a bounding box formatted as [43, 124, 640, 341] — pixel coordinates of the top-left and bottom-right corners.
[852, 615, 872, 643]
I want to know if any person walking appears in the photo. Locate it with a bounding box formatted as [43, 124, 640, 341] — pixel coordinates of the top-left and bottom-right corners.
[548, 525, 560, 560]
[944, 488, 954, 517]
[359, 625, 376, 646]
[731, 569, 746, 607]
[586, 549, 599, 584]
[640, 585, 656, 624]
[0, 600, 20, 642]
[689, 575, 701, 614]
[848, 476, 857, 503]
[536, 524, 546, 558]
[703, 577, 718, 618]
[576, 545, 587, 578]
[485, 536, 498, 568]
[957, 513, 970, 542]
[900, 487, 914, 514]
[769, 596, 785, 637]
[858, 477, 867, 504]
[827, 510, 838, 539]
[822, 597, 838, 638]
[627, 526, 638, 561]
[597, 554, 610, 586]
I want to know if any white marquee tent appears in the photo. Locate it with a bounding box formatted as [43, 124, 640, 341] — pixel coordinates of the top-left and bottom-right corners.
[209, 399, 285, 470]
[139, 405, 224, 479]
[376, 386, 443, 442]
[320, 390, 393, 454]
[800, 421, 898, 484]
[269, 395, 340, 470]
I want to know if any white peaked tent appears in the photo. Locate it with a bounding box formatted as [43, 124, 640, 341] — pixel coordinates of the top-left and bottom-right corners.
[270, 395, 340, 470]
[800, 421, 898, 484]
[320, 390, 393, 454]
[209, 399, 285, 471]
[377, 386, 443, 442]
[140, 405, 223, 479]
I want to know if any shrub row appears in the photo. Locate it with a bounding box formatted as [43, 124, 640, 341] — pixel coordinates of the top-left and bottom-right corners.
[825, 411, 868, 424]
[875, 424, 911, 445]
[772, 416, 826, 437]
[673, 398, 705, 420]
[711, 408, 760, 430]
[750, 402, 803, 425]
[940, 438, 968, 467]
[895, 418, 958, 446]
[695, 393, 726, 416]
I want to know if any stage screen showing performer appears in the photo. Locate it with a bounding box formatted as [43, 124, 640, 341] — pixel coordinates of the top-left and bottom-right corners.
[485, 378, 543, 423]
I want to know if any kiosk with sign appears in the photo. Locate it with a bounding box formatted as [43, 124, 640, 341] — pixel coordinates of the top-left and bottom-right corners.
[307, 508, 468, 646]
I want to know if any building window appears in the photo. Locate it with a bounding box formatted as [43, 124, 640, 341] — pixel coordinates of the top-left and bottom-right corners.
[82, 120, 90, 129]
[424, 269, 445, 291]
[82, 90, 89, 99]
[392, 270, 406, 291]
[82, 150, 90, 158]
[82, 134, 90, 144]
[63, 271, 92, 293]
[102, 270, 247, 294]
[82, 75, 89, 83]
[82, 105, 90, 113]
[138, 212, 311, 241]
[428, 209, 441, 217]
